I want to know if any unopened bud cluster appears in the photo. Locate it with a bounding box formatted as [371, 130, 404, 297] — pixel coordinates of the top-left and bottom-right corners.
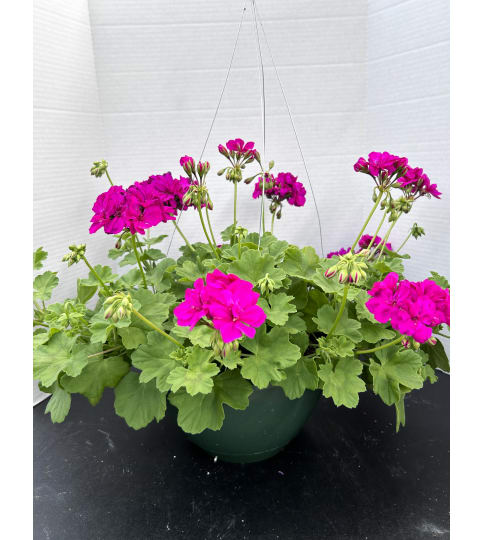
[103, 292, 133, 322]
[62, 244, 86, 266]
[182, 184, 213, 209]
[257, 273, 275, 295]
[211, 330, 239, 357]
[402, 335, 437, 349]
[90, 160, 108, 178]
[411, 223, 425, 239]
[324, 251, 368, 285]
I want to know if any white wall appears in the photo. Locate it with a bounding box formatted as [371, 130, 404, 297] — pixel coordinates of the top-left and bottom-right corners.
[366, 0, 450, 280]
[34, 0, 449, 311]
[33, 0, 114, 403]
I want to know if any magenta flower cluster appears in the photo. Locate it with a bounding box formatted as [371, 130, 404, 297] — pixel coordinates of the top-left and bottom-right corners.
[366, 272, 450, 343]
[353, 151, 442, 199]
[173, 269, 266, 343]
[218, 138, 257, 161]
[326, 235, 392, 259]
[253, 172, 306, 207]
[89, 173, 194, 235]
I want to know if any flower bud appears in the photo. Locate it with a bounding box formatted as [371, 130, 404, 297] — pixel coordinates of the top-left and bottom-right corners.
[90, 160, 108, 178]
[427, 336, 437, 346]
[411, 223, 425, 239]
[401, 336, 410, 348]
[180, 155, 195, 178]
[324, 265, 337, 279]
[218, 144, 229, 158]
[103, 292, 133, 323]
[338, 270, 349, 284]
[350, 269, 361, 284]
[276, 209, 282, 219]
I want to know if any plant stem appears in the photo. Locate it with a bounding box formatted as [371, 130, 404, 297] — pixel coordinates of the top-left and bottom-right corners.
[132, 309, 182, 347]
[87, 346, 121, 359]
[376, 214, 400, 262]
[396, 230, 412, 253]
[172, 221, 195, 252]
[205, 206, 218, 248]
[33, 320, 48, 328]
[367, 205, 389, 251]
[271, 212, 275, 234]
[105, 170, 114, 186]
[81, 255, 108, 290]
[131, 234, 148, 288]
[351, 189, 384, 251]
[326, 284, 349, 338]
[197, 205, 220, 259]
[355, 335, 404, 355]
[233, 182, 238, 231]
[434, 332, 450, 339]
[33, 300, 43, 312]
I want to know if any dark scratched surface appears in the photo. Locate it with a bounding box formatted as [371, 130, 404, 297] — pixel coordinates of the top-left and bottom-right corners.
[34, 374, 449, 540]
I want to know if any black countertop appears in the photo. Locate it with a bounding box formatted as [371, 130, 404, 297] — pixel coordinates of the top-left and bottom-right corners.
[34, 374, 449, 540]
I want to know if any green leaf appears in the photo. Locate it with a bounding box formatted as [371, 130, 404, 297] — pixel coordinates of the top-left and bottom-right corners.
[62, 354, 130, 406]
[33, 271, 59, 301]
[221, 224, 236, 242]
[166, 347, 219, 395]
[314, 304, 362, 343]
[33, 247, 48, 270]
[89, 310, 131, 343]
[116, 268, 143, 290]
[114, 372, 167, 430]
[228, 250, 286, 290]
[394, 395, 406, 432]
[369, 347, 424, 405]
[241, 326, 300, 388]
[144, 248, 165, 261]
[81, 265, 118, 287]
[354, 289, 376, 323]
[147, 257, 176, 290]
[258, 292, 297, 326]
[175, 260, 206, 282]
[284, 314, 307, 334]
[317, 335, 356, 359]
[130, 289, 174, 331]
[289, 332, 310, 355]
[76, 279, 97, 304]
[276, 357, 319, 399]
[267, 239, 290, 262]
[421, 363, 438, 384]
[33, 333, 78, 387]
[119, 252, 139, 267]
[171, 324, 214, 348]
[312, 261, 363, 298]
[359, 320, 396, 344]
[45, 383, 71, 423]
[33, 331, 50, 349]
[429, 271, 450, 289]
[280, 246, 319, 281]
[144, 234, 168, 246]
[373, 258, 404, 276]
[118, 326, 147, 349]
[421, 339, 450, 372]
[219, 349, 242, 370]
[318, 357, 366, 408]
[131, 332, 179, 391]
[286, 279, 309, 310]
[169, 369, 252, 434]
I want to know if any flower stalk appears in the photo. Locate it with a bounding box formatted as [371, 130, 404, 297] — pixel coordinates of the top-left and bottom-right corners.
[197, 204, 220, 259]
[351, 189, 384, 251]
[355, 335, 404, 355]
[132, 309, 182, 347]
[326, 284, 350, 338]
[172, 221, 195, 253]
[131, 234, 148, 288]
[80, 255, 108, 291]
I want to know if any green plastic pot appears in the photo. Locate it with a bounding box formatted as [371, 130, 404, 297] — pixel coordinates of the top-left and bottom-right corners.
[185, 385, 321, 463]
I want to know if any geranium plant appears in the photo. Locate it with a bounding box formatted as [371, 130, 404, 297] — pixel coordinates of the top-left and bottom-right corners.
[33, 144, 450, 434]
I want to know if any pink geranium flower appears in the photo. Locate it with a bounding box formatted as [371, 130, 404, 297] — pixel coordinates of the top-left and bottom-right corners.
[253, 172, 306, 208]
[173, 279, 208, 330]
[174, 269, 266, 343]
[89, 185, 127, 234]
[366, 272, 450, 343]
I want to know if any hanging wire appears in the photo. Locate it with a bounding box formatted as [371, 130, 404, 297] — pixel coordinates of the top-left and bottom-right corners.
[254, 2, 325, 256]
[251, 0, 267, 248]
[167, 3, 247, 256]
